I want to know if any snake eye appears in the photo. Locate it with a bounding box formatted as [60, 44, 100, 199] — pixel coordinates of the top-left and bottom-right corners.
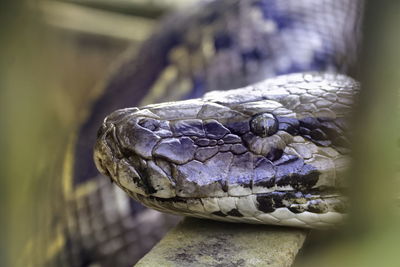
[250, 113, 278, 137]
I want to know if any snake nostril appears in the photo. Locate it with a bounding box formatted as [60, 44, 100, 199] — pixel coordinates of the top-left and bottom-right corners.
[138, 117, 160, 131]
[250, 113, 278, 137]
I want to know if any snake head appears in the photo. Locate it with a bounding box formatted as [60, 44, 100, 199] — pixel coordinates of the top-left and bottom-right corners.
[94, 73, 359, 228]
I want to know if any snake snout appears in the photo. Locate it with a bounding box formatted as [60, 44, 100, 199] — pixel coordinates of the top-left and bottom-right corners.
[94, 109, 177, 198]
[93, 122, 116, 178]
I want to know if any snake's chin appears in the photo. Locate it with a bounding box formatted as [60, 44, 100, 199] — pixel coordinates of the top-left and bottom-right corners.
[129, 191, 347, 229]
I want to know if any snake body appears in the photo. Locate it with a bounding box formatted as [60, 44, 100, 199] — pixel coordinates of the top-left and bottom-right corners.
[69, 0, 362, 264]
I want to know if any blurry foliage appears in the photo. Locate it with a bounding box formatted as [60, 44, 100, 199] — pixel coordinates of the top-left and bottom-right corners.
[297, 1, 400, 266]
[0, 0, 133, 265]
[1, 1, 71, 265]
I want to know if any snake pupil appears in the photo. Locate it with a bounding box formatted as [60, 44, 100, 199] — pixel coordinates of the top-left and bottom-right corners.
[250, 113, 278, 137]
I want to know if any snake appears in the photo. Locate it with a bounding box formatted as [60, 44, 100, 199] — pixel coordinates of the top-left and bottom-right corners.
[69, 0, 362, 265]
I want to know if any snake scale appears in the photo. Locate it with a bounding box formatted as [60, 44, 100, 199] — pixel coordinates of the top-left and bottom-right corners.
[70, 0, 362, 265]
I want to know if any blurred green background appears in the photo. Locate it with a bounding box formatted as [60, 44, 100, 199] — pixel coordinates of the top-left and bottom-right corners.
[1, 0, 399, 266]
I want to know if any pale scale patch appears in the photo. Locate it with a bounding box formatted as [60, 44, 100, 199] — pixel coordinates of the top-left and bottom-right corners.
[172, 200, 188, 212]
[270, 208, 296, 220]
[200, 198, 220, 213]
[283, 147, 302, 159]
[147, 161, 176, 198]
[295, 211, 321, 224]
[236, 99, 282, 114]
[117, 159, 147, 196]
[279, 218, 307, 228]
[312, 108, 337, 119]
[186, 198, 206, 213]
[276, 131, 294, 144]
[236, 195, 261, 217]
[227, 185, 252, 197]
[147, 99, 203, 120]
[217, 196, 237, 214]
[306, 155, 336, 188]
[318, 146, 340, 158]
[256, 213, 280, 224]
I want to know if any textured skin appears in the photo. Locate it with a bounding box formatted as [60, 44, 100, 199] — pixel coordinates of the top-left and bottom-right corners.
[95, 72, 358, 228]
[64, 0, 362, 265]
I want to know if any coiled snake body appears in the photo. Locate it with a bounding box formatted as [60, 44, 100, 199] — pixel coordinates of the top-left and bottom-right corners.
[71, 0, 362, 264]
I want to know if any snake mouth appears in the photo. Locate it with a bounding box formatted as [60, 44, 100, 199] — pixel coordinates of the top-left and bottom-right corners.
[132, 190, 347, 228]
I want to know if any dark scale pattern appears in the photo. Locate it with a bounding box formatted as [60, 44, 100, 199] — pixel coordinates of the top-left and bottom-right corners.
[277, 117, 300, 135]
[171, 119, 205, 137]
[266, 148, 283, 161]
[276, 116, 350, 151]
[226, 209, 244, 217]
[204, 120, 231, 139]
[275, 158, 319, 190]
[299, 117, 350, 150]
[256, 191, 328, 214]
[225, 120, 251, 135]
